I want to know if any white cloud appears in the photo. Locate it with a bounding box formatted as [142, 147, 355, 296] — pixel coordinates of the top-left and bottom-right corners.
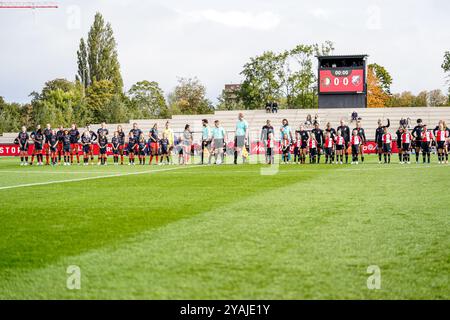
[181, 9, 281, 30]
[310, 8, 329, 20]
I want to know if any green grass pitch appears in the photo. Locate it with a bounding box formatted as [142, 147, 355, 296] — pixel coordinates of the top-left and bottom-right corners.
[0, 155, 449, 299]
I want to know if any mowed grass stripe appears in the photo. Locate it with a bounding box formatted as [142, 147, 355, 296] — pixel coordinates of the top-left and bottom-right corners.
[1, 164, 449, 299]
[0, 165, 195, 190]
[0, 163, 319, 281]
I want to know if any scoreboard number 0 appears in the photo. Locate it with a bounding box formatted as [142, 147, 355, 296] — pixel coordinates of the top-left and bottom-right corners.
[333, 77, 349, 86]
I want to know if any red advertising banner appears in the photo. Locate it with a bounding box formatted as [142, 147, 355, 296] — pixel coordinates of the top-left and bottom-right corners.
[319, 68, 365, 93]
[0, 144, 114, 156]
[0, 141, 400, 157]
[250, 141, 399, 155]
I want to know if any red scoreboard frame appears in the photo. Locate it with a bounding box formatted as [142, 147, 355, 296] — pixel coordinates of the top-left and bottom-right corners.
[319, 68, 365, 94]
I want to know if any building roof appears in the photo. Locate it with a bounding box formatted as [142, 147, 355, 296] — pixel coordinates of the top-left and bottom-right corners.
[317, 54, 369, 60]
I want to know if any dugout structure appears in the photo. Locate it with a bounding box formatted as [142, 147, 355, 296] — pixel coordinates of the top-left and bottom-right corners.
[317, 55, 368, 109]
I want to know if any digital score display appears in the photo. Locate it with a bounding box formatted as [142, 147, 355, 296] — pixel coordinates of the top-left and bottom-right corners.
[319, 68, 365, 93]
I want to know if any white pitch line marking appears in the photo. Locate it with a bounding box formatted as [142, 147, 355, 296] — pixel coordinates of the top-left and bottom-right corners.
[0, 166, 196, 191]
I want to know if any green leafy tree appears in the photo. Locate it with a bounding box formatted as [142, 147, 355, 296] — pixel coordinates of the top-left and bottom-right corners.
[127, 80, 168, 119]
[76, 38, 89, 89]
[86, 80, 116, 123]
[239, 51, 282, 109]
[368, 63, 393, 94]
[86, 13, 123, 93]
[428, 89, 449, 106]
[168, 77, 213, 115]
[0, 97, 24, 133]
[239, 41, 334, 109]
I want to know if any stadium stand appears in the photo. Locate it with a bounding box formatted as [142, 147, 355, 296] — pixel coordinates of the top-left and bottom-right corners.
[1, 107, 450, 144]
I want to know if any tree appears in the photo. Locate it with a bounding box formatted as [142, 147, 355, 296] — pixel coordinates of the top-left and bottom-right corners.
[0, 97, 24, 134]
[127, 81, 168, 119]
[414, 91, 428, 107]
[239, 41, 334, 109]
[428, 89, 448, 106]
[367, 64, 390, 108]
[77, 38, 89, 89]
[86, 80, 116, 122]
[239, 51, 282, 109]
[168, 77, 212, 115]
[216, 89, 245, 111]
[29, 78, 85, 127]
[86, 13, 123, 93]
[442, 51, 450, 98]
[368, 63, 392, 94]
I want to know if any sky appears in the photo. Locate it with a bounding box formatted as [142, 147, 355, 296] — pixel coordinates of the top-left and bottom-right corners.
[0, 0, 449, 104]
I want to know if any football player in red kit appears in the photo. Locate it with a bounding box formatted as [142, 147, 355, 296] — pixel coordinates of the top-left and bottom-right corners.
[293, 131, 302, 164]
[435, 123, 449, 164]
[421, 125, 434, 164]
[334, 131, 346, 164]
[401, 128, 413, 164]
[381, 127, 392, 164]
[308, 135, 318, 164]
[324, 132, 334, 164]
[350, 130, 361, 165]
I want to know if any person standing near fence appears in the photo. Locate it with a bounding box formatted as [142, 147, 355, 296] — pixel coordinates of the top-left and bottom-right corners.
[211, 120, 226, 165]
[201, 119, 212, 165]
[234, 113, 248, 165]
[163, 121, 174, 165]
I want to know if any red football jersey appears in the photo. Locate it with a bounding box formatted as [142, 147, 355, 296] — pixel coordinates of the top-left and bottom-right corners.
[421, 131, 433, 142]
[402, 132, 412, 144]
[351, 136, 361, 145]
[335, 136, 345, 146]
[436, 130, 449, 142]
[382, 133, 392, 144]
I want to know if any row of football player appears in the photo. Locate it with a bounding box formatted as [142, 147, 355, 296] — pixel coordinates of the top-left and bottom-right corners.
[14, 118, 450, 166]
[265, 123, 449, 165]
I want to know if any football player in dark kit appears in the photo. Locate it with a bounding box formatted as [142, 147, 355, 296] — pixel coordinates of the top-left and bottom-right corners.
[81, 128, 93, 165]
[30, 125, 44, 166]
[43, 123, 53, 165]
[16, 126, 29, 166]
[148, 123, 159, 165]
[374, 118, 390, 164]
[395, 126, 403, 163]
[353, 121, 367, 163]
[69, 123, 80, 165]
[311, 123, 324, 163]
[86, 125, 98, 163]
[412, 119, 425, 163]
[296, 125, 309, 164]
[337, 119, 351, 164]
[159, 133, 170, 165]
[97, 122, 109, 138]
[129, 123, 143, 155]
[62, 130, 72, 166]
[127, 132, 137, 165]
[98, 131, 109, 165]
[48, 129, 59, 165]
[111, 131, 120, 165]
[56, 125, 65, 164]
[117, 125, 126, 165]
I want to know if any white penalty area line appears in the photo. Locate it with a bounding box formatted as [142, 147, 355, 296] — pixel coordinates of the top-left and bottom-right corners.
[0, 166, 197, 191]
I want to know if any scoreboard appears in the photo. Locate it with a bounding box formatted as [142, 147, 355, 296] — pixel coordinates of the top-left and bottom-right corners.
[319, 68, 365, 94]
